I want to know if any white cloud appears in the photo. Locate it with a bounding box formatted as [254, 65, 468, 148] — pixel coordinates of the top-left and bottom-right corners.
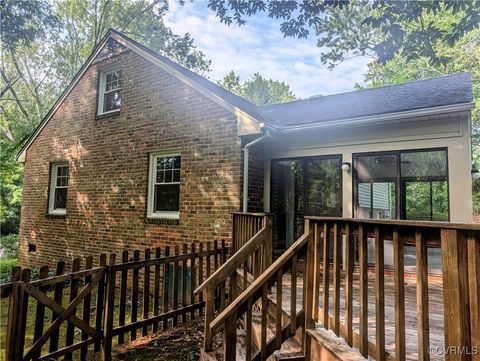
[164, 1, 369, 98]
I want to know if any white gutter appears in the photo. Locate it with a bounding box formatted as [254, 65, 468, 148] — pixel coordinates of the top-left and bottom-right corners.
[243, 131, 271, 212]
[279, 102, 475, 133]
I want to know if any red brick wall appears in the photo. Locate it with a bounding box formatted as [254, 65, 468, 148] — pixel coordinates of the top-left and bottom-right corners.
[18, 40, 244, 268]
[246, 142, 265, 213]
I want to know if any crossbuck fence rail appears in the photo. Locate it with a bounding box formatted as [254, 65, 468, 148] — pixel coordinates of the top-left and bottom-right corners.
[1, 240, 228, 361]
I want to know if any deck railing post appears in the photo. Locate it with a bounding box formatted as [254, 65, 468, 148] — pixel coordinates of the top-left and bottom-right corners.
[441, 229, 471, 361]
[303, 219, 315, 351]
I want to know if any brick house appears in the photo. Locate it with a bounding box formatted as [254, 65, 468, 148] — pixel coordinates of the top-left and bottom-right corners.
[17, 29, 475, 268]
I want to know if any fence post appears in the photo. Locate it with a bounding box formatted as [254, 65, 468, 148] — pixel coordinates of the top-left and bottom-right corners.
[441, 229, 471, 361]
[5, 266, 21, 361]
[303, 219, 315, 352]
[102, 254, 116, 361]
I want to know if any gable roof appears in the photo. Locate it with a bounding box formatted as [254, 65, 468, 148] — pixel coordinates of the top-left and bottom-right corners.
[258, 72, 474, 128]
[17, 29, 265, 162]
[17, 29, 474, 162]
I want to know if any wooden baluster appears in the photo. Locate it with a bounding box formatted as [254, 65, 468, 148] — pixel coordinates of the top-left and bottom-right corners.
[32, 266, 49, 360]
[441, 229, 471, 361]
[173, 245, 180, 326]
[198, 243, 204, 315]
[254, 248, 261, 277]
[131, 250, 140, 340]
[214, 240, 219, 271]
[322, 222, 330, 329]
[81, 256, 93, 360]
[190, 244, 196, 320]
[182, 244, 188, 323]
[65, 258, 81, 360]
[153, 247, 161, 333]
[261, 284, 268, 361]
[17, 268, 30, 360]
[94, 254, 106, 353]
[264, 216, 273, 270]
[416, 229, 430, 361]
[333, 222, 341, 335]
[163, 246, 171, 330]
[291, 253, 298, 336]
[243, 260, 248, 291]
[345, 223, 354, 346]
[224, 311, 237, 361]
[118, 251, 128, 345]
[467, 231, 480, 356]
[276, 269, 283, 349]
[204, 286, 215, 351]
[393, 229, 406, 361]
[358, 224, 368, 357]
[50, 260, 66, 353]
[102, 253, 116, 361]
[246, 298, 253, 360]
[143, 248, 151, 336]
[375, 226, 386, 360]
[314, 222, 321, 321]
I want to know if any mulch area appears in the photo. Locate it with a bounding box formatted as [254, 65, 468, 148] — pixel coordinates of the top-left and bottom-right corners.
[112, 318, 223, 361]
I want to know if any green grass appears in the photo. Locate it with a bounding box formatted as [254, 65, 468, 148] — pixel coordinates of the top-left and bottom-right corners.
[0, 258, 17, 283]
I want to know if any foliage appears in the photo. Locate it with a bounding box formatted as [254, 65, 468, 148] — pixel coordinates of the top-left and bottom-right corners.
[0, 0, 212, 235]
[0, 258, 17, 283]
[207, 0, 479, 65]
[217, 71, 296, 105]
[0, 234, 18, 259]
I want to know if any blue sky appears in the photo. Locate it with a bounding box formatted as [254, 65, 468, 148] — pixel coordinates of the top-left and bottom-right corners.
[164, 1, 370, 99]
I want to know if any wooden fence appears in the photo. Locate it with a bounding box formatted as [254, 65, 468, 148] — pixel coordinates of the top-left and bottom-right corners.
[1, 240, 228, 361]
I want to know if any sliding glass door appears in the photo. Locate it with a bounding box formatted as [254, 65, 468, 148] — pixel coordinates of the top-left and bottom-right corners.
[271, 155, 342, 250]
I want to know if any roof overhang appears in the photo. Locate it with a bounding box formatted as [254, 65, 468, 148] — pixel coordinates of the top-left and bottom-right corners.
[16, 30, 264, 163]
[277, 102, 475, 133]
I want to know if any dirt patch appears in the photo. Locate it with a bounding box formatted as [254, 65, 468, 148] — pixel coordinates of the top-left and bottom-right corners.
[112, 319, 222, 361]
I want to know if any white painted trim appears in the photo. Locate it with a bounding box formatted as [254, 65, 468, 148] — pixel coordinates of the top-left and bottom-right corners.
[278, 103, 474, 133]
[97, 64, 122, 115]
[146, 151, 181, 220]
[48, 163, 69, 215]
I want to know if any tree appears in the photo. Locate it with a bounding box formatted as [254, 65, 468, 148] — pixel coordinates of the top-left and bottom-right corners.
[0, 0, 211, 235]
[217, 71, 296, 105]
[206, 0, 479, 64]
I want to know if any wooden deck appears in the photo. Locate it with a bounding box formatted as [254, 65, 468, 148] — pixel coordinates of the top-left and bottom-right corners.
[270, 271, 444, 361]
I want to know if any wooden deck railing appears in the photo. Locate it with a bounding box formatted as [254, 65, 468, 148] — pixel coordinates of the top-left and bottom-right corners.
[2, 241, 227, 361]
[207, 217, 479, 361]
[210, 224, 313, 361]
[195, 212, 272, 351]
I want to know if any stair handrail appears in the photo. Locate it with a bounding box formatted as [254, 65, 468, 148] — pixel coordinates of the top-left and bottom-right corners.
[210, 230, 311, 333]
[194, 227, 267, 295]
[197, 213, 273, 351]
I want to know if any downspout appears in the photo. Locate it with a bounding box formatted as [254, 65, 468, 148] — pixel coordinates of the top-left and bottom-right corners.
[243, 130, 271, 212]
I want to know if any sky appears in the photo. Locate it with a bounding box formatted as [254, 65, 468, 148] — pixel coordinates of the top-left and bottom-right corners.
[163, 1, 370, 99]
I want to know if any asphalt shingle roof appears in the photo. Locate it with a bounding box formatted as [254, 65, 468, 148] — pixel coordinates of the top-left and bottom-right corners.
[257, 72, 473, 128]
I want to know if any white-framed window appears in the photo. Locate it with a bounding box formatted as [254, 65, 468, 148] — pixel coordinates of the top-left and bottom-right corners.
[48, 163, 69, 215]
[97, 66, 122, 115]
[147, 152, 181, 219]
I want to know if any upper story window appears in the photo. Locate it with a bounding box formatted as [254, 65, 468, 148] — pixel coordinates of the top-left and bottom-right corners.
[98, 67, 122, 115]
[353, 148, 448, 221]
[49, 163, 69, 215]
[147, 152, 181, 219]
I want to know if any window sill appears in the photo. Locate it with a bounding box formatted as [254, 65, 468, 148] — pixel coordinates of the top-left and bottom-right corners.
[144, 217, 179, 225]
[96, 110, 120, 120]
[46, 213, 66, 219]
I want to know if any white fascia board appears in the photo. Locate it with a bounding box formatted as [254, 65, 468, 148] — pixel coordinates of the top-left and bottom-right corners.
[279, 102, 475, 133]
